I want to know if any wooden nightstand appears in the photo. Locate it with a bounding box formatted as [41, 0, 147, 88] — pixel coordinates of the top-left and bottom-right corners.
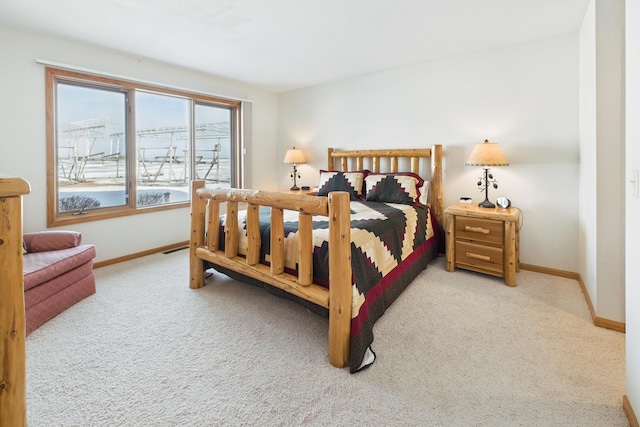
[279, 189, 317, 195]
[445, 203, 521, 286]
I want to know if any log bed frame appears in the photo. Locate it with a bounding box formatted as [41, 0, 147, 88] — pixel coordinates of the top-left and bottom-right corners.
[189, 145, 443, 369]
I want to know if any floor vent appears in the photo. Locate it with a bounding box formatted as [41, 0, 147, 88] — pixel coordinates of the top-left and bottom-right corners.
[163, 245, 189, 255]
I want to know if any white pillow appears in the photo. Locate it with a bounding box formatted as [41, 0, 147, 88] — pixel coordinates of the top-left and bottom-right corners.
[419, 180, 430, 206]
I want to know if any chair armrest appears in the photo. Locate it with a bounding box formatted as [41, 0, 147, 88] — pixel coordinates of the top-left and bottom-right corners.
[23, 231, 82, 253]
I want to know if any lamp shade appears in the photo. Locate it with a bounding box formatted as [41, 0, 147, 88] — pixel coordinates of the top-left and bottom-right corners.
[282, 147, 306, 164]
[465, 140, 508, 166]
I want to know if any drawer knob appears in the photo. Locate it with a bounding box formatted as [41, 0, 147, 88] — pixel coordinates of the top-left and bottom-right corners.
[464, 225, 490, 234]
[466, 252, 491, 262]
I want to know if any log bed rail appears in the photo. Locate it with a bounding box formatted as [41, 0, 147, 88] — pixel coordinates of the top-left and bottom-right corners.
[189, 185, 352, 366]
[189, 145, 443, 369]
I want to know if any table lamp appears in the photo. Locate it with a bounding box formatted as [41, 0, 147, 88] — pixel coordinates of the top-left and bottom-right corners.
[466, 139, 509, 208]
[282, 147, 306, 190]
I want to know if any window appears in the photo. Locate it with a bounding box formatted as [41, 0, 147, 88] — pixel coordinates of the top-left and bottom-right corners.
[46, 67, 241, 226]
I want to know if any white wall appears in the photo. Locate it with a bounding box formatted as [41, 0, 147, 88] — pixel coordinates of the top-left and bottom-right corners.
[278, 36, 580, 272]
[0, 26, 278, 262]
[626, 0, 640, 418]
[595, 0, 626, 322]
[578, 0, 625, 323]
[579, 0, 598, 315]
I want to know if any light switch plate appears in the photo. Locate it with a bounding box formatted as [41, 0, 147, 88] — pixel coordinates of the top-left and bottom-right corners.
[632, 169, 639, 198]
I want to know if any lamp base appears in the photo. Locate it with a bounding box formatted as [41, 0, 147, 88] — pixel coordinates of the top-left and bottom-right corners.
[290, 185, 300, 191]
[478, 199, 496, 209]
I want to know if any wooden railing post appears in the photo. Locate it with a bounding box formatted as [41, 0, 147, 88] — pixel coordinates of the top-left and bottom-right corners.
[245, 204, 261, 266]
[0, 176, 31, 427]
[224, 201, 239, 258]
[270, 208, 285, 275]
[327, 191, 351, 368]
[190, 180, 205, 289]
[430, 144, 444, 225]
[298, 213, 313, 286]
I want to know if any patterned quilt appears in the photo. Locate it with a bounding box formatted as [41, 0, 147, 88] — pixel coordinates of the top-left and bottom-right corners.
[212, 200, 440, 372]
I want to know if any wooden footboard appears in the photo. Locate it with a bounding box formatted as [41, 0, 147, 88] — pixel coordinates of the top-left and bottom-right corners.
[189, 144, 443, 370]
[189, 182, 353, 367]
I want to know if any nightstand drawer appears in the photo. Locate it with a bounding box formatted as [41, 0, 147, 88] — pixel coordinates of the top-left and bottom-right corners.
[455, 241, 504, 274]
[456, 217, 503, 245]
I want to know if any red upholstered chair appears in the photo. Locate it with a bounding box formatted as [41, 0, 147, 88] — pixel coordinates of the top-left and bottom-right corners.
[22, 231, 96, 335]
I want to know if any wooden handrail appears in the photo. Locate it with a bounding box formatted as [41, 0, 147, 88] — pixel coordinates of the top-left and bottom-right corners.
[0, 176, 31, 427]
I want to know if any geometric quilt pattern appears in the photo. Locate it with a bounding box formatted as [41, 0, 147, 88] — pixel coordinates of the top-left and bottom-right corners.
[364, 173, 424, 206]
[219, 200, 437, 373]
[317, 171, 366, 200]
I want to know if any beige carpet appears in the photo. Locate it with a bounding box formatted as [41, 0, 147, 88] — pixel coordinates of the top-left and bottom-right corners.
[26, 251, 627, 426]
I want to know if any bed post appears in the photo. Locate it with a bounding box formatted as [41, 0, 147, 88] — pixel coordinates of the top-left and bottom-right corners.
[0, 176, 30, 427]
[190, 180, 206, 289]
[328, 191, 351, 368]
[430, 144, 444, 225]
[327, 148, 335, 170]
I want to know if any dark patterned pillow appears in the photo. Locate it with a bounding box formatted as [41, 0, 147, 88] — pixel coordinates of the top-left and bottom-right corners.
[364, 173, 425, 206]
[317, 170, 367, 200]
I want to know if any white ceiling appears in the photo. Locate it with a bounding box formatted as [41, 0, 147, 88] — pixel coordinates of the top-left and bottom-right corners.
[0, 0, 590, 92]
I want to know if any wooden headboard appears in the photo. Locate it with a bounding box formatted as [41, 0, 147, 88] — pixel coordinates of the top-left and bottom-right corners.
[326, 145, 443, 225]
